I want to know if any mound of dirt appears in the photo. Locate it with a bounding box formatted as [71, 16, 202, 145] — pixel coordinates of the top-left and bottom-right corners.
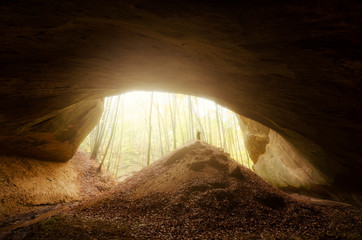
[115, 140, 289, 206]
[6, 141, 362, 239]
[0, 152, 116, 223]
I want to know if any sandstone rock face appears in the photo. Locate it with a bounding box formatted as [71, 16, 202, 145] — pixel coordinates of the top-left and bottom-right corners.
[0, 99, 103, 162]
[0, 152, 116, 221]
[238, 117, 270, 165]
[239, 116, 330, 188]
[0, 1, 361, 192]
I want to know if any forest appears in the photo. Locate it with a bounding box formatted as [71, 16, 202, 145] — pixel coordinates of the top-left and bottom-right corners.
[80, 91, 252, 179]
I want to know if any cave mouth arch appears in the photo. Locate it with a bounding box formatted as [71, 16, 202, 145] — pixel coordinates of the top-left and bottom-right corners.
[0, 0, 360, 209]
[74, 90, 329, 195]
[79, 91, 252, 179]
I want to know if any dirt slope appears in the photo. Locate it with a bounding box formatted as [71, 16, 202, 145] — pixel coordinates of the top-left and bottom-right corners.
[0, 152, 116, 223]
[6, 141, 362, 239]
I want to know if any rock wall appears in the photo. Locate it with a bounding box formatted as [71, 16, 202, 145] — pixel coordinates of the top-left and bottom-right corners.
[0, 152, 116, 221]
[0, 0, 361, 193]
[0, 99, 103, 162]
[239, 116, 330, 188]
[254, 130, 329, 188]
[237, 117, 270, 165]
[238, 116, 362, 205]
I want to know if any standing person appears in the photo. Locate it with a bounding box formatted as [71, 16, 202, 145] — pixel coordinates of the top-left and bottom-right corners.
[196, 130, 201, 140]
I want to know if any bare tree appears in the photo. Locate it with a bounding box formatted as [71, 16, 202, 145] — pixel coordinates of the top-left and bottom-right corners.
[168, 93, 177, 150]
[97, 96, 120, 172]
[146, 92, 154, 166]
[91, 98, 112, 160]
[154, 101, 164, 157]
[188, 96, 194, 140]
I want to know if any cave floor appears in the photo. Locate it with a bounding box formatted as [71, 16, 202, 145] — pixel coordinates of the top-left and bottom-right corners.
[1, 143, 361, 239]
[1, 185, 361, 240]
[2, 181, 361, 239]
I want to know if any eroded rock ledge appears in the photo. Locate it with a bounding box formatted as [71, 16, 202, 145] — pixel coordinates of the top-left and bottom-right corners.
[0, 152, 116, 221]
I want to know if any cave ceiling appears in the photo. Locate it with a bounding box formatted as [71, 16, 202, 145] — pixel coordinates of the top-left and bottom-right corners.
[0, 0, 361, 191]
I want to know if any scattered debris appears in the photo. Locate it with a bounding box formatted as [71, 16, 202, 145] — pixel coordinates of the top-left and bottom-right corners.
[4, 141, 362, 239]
[0, 152, 116, 229]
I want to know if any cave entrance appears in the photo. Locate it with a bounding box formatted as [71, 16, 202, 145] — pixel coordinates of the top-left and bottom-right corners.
[79, 91, 251, 180]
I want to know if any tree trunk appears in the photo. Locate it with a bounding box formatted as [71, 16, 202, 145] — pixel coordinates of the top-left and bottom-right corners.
[97, 96, 120, 172]
[215, 103, 223, 147]
[91, 98, 111, 160]
[188, 96, 194, 139]
[115, 96, 124, 178]
[233, 114, 244, 165]
[168, 93, 177, 150]
[146, 92, 154, 166]
[192, 97, 207, 141]
[154, 101, 164, 157]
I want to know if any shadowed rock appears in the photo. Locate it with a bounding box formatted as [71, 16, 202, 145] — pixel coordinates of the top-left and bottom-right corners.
[0, 0, 361, 195]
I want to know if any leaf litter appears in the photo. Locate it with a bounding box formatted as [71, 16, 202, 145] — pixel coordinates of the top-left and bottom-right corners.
[5, 141, 362, 239]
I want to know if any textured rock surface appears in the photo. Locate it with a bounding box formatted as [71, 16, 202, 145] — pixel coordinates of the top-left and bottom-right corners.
[0, 99, 103, 161]
[238, 116, 270, 165]
[238, 116, 332, 186]
[239, 116, 329, 188]
[0, 1, 361, 192]
[0, 152, 116, 221]
[5, 141, 361, 239]
[239, 116, 362, 205]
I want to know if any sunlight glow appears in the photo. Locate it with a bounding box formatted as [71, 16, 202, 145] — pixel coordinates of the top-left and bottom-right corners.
[80, 91, 251, 180]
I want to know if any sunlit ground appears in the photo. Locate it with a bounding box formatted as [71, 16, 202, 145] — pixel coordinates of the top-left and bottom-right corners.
[80, 91, 251, 180]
